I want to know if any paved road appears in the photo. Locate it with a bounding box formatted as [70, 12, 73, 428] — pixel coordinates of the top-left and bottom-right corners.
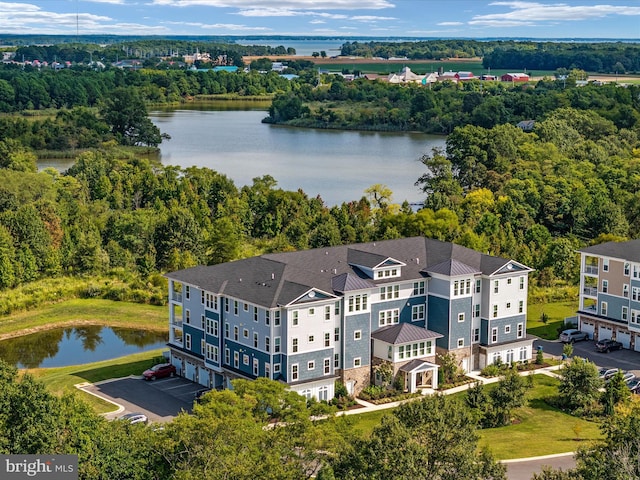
[534, 338, 640, 376]
[505, 453, 576, 480]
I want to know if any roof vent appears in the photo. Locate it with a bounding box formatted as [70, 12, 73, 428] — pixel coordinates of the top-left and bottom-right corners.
[271, 273, 275, 280]
[333, 268, 337, 274]
[416, 257, 420, 264]
[239, 278, 242, 282]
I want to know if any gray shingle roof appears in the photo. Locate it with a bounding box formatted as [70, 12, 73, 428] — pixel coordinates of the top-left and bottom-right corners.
[399, 359, 439, 372]
[371, 323, 443, 345]
[165, 237, 529, 308]
[425, 259, 482, 276]
[579, 239, 640, 262]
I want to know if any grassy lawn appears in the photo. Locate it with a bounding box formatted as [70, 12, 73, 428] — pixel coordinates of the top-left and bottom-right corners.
[527, 301, 578, 340]
[0, 299, 166, 340]
[477, 375, 602, 459]
[28, 348, 165, 414]
[344, 375, 602, 460]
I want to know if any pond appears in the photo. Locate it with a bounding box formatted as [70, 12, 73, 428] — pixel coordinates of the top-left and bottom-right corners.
[0, 326, 168, 369]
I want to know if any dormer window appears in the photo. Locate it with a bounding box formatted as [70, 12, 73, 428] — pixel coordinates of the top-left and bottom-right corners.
[375, 267, 401, 279]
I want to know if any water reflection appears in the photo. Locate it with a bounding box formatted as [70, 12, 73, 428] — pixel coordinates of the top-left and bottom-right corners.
[0, 326, 168, 369]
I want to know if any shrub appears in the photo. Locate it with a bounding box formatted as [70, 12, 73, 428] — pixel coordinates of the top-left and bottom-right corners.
[481, 364, 501, 377]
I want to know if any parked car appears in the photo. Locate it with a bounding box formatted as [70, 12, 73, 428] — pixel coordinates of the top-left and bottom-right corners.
[559, 329, 589, 343]
[194, 389, 211, 403]
[625, 378, 640, 392]
[595, 339, 623, 353]
[603, 370, 629, 384]
[142, 363, 176, 381]
[598, 367, 619, 380]
[118, 412, 148, 425]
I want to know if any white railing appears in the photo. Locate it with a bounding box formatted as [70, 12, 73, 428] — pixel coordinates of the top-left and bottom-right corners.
[172, 319, 183, 328]
[584, 265, 598, 275]
[582, 286, 598, 297]
[172, 292, 183, 302]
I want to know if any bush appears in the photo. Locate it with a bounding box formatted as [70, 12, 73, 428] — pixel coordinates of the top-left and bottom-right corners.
[481, 364, 501, 377]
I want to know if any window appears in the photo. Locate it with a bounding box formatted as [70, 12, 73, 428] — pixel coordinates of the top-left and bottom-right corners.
[214, 320, 219, 337]
[265, 310, 270, 325]
[491, 327, 498, 343]
[506, 302, 511, 309]
[185, 333, 191, 350]
[243, 328, 248, 338]
[225, 298, 229, 313]
[275, 337, 281, 353]
[475, 279, 481, 293]
[517, 323, 524, 338]
[398, 345, 404, 359]
[292, 338, 298, 353]
[380, 285, 399, 300]
[324, 358, 330, 374]
[494, 280, 499, 294]
[348, 294, 368, 312]
[453, 280, 459, 296]
[379, 309, 400, 326]
[308, 308, 315, 316]
[243, 354, 249, 366]
[274, 311, 280, 326]
[622, 306, 628, 321]
[200, 315, 206, 329]
[631, 310, 640, 325]
[243, 302, 249, 312]
[185, 309, 191, 324]
[388, 345, 393, 359]
[324, 332, 331, 347]
[457, 338, 464, 348]
[254, 358, 261, 376]
[265, 363, 270, 379]
[412, 305, 425, 321]
[353, 358, 362, 367]
[233, 300, 238, 316]
[334, 301, 340, 316]
[473, 328, 480, 343]
[201, 339, 205, 355]
[520, 276, 525, 290]
[518, 300, 524, 313]
[308, 335, 315, 343]
[291, 364, 298, 381]
[603, 259, 609, 272]
[413, 281, 425, 295]
[601, 302, 608, 316]
[354, 330, 362, 340]
[225, 348, 230, 365]
[206, 319, 214, 335]
[458, 313, 465, 323]
[265, 337, 270, 352]
[465, 279, 471, 294]
[225, 323, 229, 338]
[274, 363, 281, 373]
[519, 347, 527, 361]
[325, 305, 331, 321]
[253, 332, 258, 348]
[201, 290, 205, 304]
[185, 286, 190, 300]
[253, 306, 258, 322]
[505, 325, 511, 334]
[506, 278, 512, 285]
[334, 353, 340, 368]
[474, 304, 480, 318]
[233, 351, 239, 368]
[307, 361, 315, 371]
[625, 263, 630, 276]
[493, 304, 498, 318]
[633, 287, 640, 302]
[602, 280, 608, 293]
[334, 328, 340, 342]
[624, 285, 629, 298]
[234, 326, 238, 341]
[292, 311, 299, 326]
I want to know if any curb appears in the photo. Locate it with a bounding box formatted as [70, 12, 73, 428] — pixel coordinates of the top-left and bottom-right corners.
[501, 452, 575, 464]
[75, 382, 125, 417]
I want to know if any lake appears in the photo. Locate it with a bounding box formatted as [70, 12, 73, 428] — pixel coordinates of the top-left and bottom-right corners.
[0, 326, 168, 369]
[149, 105, 446, 206]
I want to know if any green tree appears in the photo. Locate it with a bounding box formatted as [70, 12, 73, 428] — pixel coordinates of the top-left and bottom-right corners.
[602, 370, 630, 415]
[488, 366, 528, 427]
[557, 357, 603, 414]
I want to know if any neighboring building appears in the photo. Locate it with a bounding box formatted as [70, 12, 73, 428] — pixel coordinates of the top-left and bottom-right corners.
[387, 66, 435, 84]
[516, 120, 535, 132]
[501, 73, 530, 82]
[456, 71, 475, 81]
[577, 239, 640, 351]
[165, 237, 534, 399]
[481, 74, 497, 81]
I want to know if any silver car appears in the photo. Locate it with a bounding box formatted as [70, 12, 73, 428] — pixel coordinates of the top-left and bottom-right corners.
[559, 329, 589, 343]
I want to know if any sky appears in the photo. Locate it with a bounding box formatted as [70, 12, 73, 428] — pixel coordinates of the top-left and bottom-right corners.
[0, 0, 638, 39]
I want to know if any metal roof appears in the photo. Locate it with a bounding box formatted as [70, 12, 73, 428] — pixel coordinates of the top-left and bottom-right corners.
[371, 323, 443, 345]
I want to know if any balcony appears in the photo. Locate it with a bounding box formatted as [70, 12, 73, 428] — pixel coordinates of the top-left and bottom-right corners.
[172, 319, 183, 329]
[171, 292, 183, 302]
[584, 265, 598, 275]
[582, 286, 598, 297]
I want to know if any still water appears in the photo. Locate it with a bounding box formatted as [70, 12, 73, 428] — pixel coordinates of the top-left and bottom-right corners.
[0, 326, 168, 369]
[149, 106, 446, 206]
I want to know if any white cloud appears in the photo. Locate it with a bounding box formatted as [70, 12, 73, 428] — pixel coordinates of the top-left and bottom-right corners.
[84, 0, 127, 4]
[351, 15, 396, 21]
[470, 2, 640, 26]
[437, 21, 463, 26]
[309, 19, 326, 24]
[150, 0, 394, 9]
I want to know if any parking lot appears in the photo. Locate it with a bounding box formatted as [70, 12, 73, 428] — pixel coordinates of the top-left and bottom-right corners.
[82, 375, 205, 423]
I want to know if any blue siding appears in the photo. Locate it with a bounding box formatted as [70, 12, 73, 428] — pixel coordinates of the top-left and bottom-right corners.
[428, 295, 450, 349]
[450, 297, 472, 349]
[183, 324, 203, 356]
[485, 315, 526, 344]
[481, 318, 489, 344]
[287, 348, 333, 382]
[598, 293, 630, 322]
[344, 312, 370, 367]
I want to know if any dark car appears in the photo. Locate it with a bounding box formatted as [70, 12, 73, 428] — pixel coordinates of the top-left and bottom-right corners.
[142, 363, 176, 381]
[595, 339, 623, 353]
[559, 329, 589, 343]
[194, 389, 211, 403]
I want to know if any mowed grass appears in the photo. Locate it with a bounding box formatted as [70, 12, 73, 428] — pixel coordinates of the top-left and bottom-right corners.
[477, 375, 602, 459]
[28, 348, 165, 414]
[343, 375, 602, 460]
[0, 299, 167, 339]
[527, 301, 578, 340]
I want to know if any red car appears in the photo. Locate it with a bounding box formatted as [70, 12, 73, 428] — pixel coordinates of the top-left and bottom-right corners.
[142, 363, 176, 381]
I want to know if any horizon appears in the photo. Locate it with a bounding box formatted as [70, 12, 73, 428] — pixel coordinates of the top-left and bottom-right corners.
[0, 1, 639, 40]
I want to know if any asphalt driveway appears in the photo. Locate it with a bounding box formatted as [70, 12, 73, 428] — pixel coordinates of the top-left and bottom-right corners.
[82, 375, 204, 423]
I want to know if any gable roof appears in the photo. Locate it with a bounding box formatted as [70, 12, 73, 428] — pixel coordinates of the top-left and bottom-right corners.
[424, 259, 481, 277]
[371, 323, 443, 345]
[166, 237, 530, 308]
[579, 239, 640, 262]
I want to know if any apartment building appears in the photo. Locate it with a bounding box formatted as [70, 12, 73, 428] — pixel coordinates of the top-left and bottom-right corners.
[165, 237, 533, 398]
[577, 239, 640, 351]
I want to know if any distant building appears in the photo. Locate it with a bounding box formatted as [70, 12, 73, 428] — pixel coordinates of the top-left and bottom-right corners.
[480, 74, 497, 81]
[456, 71, 475, 81]
[501, 73, 530, 83]
[516, 120, 535, 132]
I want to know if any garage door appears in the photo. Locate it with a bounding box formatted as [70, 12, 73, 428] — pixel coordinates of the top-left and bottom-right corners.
[598, 325, 613, 341]
[185, 361, 197, 382]
[580, 321, 595, 340]
[171, 355, 183, 375]
[617, 330, 631, 349]
[198, 366, 210, 387]
[635, 334, 640, 352]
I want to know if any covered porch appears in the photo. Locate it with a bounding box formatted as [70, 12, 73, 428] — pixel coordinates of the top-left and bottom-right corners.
[399, 359, 439, 393]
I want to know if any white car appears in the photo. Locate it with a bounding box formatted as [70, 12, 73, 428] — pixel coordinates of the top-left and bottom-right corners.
[559, 329, 589, 343]
[118, 412, 148, 425]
